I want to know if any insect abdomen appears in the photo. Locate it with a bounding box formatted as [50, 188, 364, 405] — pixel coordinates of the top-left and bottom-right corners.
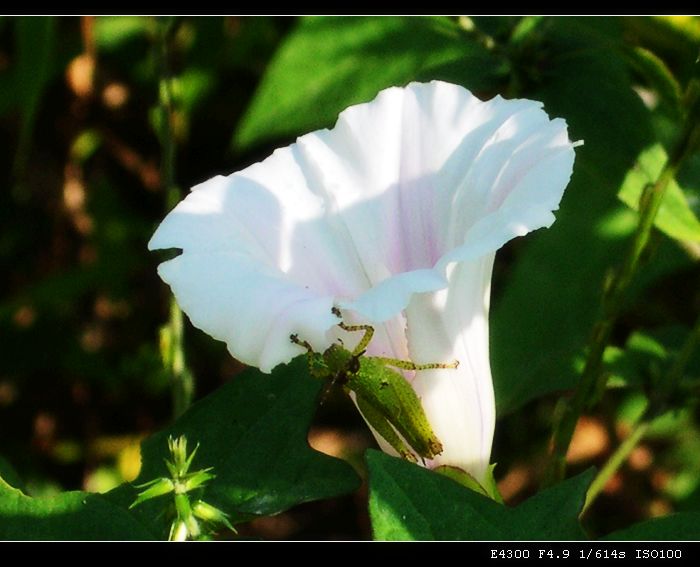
[349, 358, 443, 460]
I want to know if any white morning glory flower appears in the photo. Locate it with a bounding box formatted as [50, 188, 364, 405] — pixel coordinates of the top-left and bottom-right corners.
[148, 81, 578, 483]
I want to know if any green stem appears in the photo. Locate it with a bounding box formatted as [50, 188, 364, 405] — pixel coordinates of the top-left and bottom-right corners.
[156, 17, 193, 419]
[543, 114, 699, 487]
[168, 300, 193, 418]
[157, 18, 179, 211]
[582, 418, 650, 515]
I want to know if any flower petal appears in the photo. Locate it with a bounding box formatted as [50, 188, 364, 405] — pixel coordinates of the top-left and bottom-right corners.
[156, 252, 338, 373]
[149, 80, 577, 373]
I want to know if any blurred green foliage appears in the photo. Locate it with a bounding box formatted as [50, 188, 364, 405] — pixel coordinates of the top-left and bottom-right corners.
[1, 16, 700, 540]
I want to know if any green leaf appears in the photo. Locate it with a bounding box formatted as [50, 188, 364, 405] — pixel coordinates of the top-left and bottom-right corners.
[367, 450, 592, 540]
[176, 67, 216, 114]
[622, 17, 700, 65]
[107, 357, 360, 536]
[235, 16, 506, 149]
[0, 477, 154, 540]
[491, 18, 694, 414]
[94, 16, 154, 51]
[0, 456, 25, 493]
[509, 16, 548, 47]
[511, 470, 593, 540]
[13, 17, 57, 178]
[618, 143, 700, 243]
[602, 512, 700, 540]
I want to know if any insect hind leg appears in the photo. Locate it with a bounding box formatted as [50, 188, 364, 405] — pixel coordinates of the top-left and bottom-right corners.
[373, 357, 460, 371]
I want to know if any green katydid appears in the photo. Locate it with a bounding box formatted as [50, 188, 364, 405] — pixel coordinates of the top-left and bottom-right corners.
[290, 307, 458, 463]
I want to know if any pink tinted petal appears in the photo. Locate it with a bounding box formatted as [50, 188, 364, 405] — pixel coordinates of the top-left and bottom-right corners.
[308, 81, 577, 323]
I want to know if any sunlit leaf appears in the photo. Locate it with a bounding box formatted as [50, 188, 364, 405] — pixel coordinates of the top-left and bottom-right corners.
[619, 144, 700, 243]
[367, 450, 592, 540]
[0, 477, 154, 540]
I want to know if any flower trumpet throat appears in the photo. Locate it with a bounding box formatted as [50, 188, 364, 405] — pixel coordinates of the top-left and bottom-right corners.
[291, 309, 458, 462]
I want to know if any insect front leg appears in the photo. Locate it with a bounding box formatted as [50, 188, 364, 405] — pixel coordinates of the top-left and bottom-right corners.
[289, 333, 314, 354]
[337, 322, 374, 355]
[332, 307, 375, 355]
[290, 333, 332, 382]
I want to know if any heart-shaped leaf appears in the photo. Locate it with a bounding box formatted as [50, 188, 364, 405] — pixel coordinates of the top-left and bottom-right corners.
[367, 450, 592, 540]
